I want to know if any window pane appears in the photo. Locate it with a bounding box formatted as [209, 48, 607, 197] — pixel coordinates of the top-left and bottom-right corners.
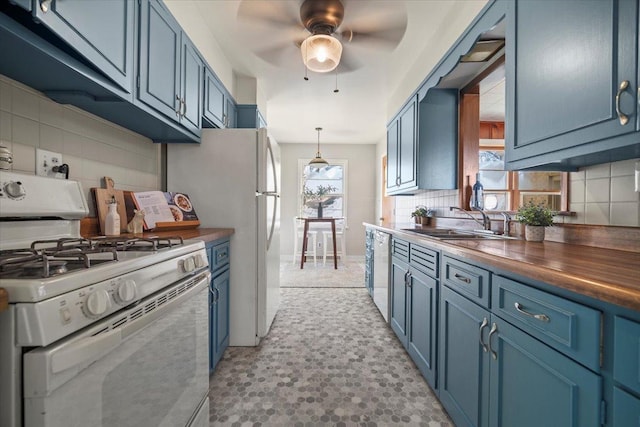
[479, 150, 505, 170]
[520, 193, 562, 211]
[518, 171, 562, 191]
[301, 162, 346, 217]
[478, 170, 508, 189]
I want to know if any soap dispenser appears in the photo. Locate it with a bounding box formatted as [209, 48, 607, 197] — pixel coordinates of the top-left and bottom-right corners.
[105, 196, 121, 236]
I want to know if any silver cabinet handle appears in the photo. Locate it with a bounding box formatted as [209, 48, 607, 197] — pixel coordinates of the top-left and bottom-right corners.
[406, 272, 412, 288]
[181, 98, 187, 117]
[488, 322, 498, 360]
[404, 270, 410, 286]
[217, 252, 227, 260]
[514, 302, 550, 322]
[40, 0, 52, 13]
[454, 273, 471, 284]
[616, 80, 630, 125]
[214, 287, 220, 303]
[479, 317, 489, 353]
[396, 177, 400, 186]
[175, 95, 181, 117]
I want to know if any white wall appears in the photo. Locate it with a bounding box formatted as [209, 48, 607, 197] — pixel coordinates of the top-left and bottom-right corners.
[0, 75, 161, 216]
[280, 143, 377, 258]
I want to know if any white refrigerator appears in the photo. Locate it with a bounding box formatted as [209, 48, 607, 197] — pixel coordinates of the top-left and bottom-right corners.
[167, 128, 280, 346]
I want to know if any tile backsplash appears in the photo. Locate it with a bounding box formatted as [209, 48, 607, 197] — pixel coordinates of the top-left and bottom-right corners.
[0, 75, 161, 216]
[394, 158, 640, 227]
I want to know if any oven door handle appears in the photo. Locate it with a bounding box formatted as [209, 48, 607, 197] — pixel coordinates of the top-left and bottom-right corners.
[51, 329, 122, 374]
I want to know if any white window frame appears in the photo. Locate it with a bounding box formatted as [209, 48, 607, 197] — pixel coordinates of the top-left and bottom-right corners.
[297, 158, 348, 219]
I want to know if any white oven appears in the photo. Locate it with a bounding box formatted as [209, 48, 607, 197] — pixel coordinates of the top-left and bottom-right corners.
[0, 171, 212, 427]
[21, 271, 210, 427]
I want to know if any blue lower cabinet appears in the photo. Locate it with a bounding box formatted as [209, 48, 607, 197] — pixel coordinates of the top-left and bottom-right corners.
[613, 386, 640, 427]
[211, 268, 230, 368]
[439, 286, 491, 427]
[439, 285, 602, 427]
[390, 257, 409, 346]
[489, 316, 601, 427]
[206, 239, 230, 373]
[407, 268, 437, 389]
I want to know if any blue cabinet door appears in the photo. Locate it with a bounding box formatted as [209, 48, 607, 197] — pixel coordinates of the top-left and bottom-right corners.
[439, 286, 490, 427]
[390, 257, 409, 347]
[203, 67, 225, 128]
[506, 0, 639, 169]
[226, 96, 236, 128]
[212, 267, 230, 367]
[406, 268, 437, 389]
[139, 0, 181, 122]
[613, 387, 640, 427]
[32, 0, 134, 95]
[397, 96, 418, 192]
[489, 316, 602, 427]
[180, 34, 202, 136]
[386, 119, 399, 191]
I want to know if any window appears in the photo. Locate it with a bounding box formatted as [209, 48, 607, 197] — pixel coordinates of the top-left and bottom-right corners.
[298, 159, 347, 218]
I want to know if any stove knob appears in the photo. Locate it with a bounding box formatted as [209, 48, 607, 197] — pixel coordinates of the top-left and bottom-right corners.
[4, 181, 26, 199]
[181, 256, 196, 273]
[194, 254, 206, 269]
[83, 289, 111, 318]
[115, 280, 137, 305]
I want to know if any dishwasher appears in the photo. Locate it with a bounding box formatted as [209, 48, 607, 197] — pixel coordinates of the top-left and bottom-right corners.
[372, 230, 390, 322]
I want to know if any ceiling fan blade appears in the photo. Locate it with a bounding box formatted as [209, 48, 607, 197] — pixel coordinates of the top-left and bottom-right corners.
[253, 41, 302, 68]
[335, 52, 362, 73]
[338, 0, 408, 49]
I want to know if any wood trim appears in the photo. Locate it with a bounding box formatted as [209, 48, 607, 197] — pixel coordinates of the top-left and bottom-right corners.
[458, 92, 480, 209]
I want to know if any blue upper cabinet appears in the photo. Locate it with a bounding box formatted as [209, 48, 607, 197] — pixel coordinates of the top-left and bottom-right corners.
[180, 34, 203, 136]
[236, 105, 267, 129]
[31, 0, 134, 95]
[139, 0, 202, 138]
[203, 67, 236, 129]
[506, 0, 639, 170]
[387, 96, 418, 194]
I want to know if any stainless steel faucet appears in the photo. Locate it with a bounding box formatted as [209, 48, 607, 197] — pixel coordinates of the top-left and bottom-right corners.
[449, 206, 492, 231]
[501, 212, 512, 236]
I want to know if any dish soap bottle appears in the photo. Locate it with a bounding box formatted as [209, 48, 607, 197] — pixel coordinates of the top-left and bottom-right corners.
[105, 197, 121, 236]
[470, 172, 484, 210]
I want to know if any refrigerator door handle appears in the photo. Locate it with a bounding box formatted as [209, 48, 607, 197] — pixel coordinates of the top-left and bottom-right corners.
[266, 138, 278, 194]
[266, 194, 278, 251]
[257, 191, 279, 197]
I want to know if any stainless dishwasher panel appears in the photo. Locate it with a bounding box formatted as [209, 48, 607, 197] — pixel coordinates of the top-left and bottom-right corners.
[373, 231, 390, 322]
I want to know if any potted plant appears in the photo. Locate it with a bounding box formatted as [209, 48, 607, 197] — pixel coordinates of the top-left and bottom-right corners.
[515, 202, 554, 241]
[303, 184, 337, 218]
[411, 206, 432, 226]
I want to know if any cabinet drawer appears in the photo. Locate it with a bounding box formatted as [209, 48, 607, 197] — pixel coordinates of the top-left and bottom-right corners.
[493, 276, 601, 372]
[442, 256, 490, 308]
[391, 238, 409, 263]
[211, 240, 230, 271]
[614, 316, 640, 394]
[409, 243, 438, 278]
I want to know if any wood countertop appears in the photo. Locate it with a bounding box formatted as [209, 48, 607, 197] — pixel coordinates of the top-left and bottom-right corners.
[366, 222, 640, 312]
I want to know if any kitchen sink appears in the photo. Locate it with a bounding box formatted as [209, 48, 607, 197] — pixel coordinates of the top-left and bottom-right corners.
[401, 228, 517, 240]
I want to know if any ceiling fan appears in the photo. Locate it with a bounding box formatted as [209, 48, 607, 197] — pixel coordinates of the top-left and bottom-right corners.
[236, 0, 408, 74]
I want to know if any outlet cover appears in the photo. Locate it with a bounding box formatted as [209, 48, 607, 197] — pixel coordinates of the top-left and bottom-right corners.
[36, 149, 63, 177]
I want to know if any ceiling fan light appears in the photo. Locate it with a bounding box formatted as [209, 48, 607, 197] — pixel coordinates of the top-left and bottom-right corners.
[301, 34, 342, 73]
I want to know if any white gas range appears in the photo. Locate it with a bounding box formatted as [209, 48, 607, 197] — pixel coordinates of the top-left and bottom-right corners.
[0, 171, 211, 427]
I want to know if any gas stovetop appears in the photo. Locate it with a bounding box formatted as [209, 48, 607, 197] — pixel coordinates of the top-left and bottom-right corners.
[0, 237, 206, 303]
[0, 236, 185, 279]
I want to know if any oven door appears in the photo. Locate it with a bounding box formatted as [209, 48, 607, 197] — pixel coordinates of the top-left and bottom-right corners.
[22, 271, 210, 427]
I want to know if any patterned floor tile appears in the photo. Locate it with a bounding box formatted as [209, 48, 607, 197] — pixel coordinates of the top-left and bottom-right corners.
[209, 260, 453, 426]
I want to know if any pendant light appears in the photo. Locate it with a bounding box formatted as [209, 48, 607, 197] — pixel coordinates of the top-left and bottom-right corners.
[309, 127, 329, 167]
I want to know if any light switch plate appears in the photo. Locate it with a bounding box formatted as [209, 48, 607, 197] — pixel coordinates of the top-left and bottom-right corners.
[36, 149, 63, 177]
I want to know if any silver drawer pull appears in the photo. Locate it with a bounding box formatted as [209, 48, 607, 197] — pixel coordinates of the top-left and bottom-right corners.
[454, 273, 471, 284]
[514, 302, 550, 322]
[615, 80, 630, 125]
[217, 252, 227, 259]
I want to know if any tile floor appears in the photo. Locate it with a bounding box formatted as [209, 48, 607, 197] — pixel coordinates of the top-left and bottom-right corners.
[208, 259, 453, 426]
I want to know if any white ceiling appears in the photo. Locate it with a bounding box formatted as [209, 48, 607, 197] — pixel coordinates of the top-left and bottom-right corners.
[164, 0, 489, 145]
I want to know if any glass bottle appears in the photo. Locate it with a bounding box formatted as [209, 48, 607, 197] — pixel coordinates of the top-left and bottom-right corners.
[470, 172, 484, 210]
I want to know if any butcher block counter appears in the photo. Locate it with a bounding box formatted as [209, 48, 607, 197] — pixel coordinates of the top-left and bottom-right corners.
[366, 222, 640, 312]
[0, 288, 7, 312]
[80, 217, 234, 244]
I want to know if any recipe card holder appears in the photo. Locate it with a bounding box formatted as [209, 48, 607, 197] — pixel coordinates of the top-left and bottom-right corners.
[128, 191, 201, 231]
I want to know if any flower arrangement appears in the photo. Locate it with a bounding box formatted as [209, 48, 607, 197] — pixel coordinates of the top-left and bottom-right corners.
[515, 202, 554, 227]
[303, 184, 337, 201]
